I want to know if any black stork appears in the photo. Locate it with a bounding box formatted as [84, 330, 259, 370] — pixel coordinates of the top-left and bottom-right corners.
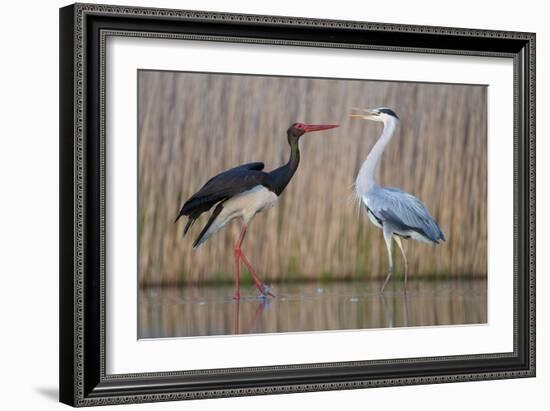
[175, 122, 339, 299]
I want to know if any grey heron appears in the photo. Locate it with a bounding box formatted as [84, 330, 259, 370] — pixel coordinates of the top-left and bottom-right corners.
[351, 107, 445, 292]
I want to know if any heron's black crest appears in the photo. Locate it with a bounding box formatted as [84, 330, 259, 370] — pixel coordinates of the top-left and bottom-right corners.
[378, 108, 399, 119]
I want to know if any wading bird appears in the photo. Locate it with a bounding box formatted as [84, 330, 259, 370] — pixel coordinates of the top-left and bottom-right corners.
[351, 107, 445, 292]
[175, 123, 339, 299]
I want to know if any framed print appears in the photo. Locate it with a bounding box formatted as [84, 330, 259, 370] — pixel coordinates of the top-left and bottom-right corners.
[59, 3, 535, 407]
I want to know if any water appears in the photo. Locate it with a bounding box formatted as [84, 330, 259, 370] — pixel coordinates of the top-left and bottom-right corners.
[138, 279, 487, 339]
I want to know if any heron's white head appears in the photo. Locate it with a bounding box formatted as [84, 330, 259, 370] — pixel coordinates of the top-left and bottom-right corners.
[350, 107, 400, 124]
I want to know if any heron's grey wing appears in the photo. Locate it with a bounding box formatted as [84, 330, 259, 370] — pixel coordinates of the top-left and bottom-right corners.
[365, 187, 445, 243]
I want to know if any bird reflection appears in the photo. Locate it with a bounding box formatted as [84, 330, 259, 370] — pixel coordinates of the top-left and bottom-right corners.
[138, 280, 487, 338]
[233, 297, 270, 334]
[381, 293, 394, 328]
[403, 292, 410, 327]
[233, 299, 240, 334]
[380, 292, 409, 328]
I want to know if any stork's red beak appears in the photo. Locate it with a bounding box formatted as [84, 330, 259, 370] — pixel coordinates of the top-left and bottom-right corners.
[303, 124, 339, 133]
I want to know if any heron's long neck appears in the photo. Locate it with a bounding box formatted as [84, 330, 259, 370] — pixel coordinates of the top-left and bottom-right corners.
[270, 139, 300, 195]
[355, 119, 397, 194]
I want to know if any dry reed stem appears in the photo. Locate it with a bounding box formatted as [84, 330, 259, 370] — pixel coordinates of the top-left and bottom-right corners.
[138, 71, 487, 286]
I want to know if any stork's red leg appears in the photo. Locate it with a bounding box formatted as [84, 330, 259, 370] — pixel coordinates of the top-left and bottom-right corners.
[239, 252, 275, 297]
[232, 225, 248, 300]
[233, 248, 241, 300]
[234, 224, 275, 298]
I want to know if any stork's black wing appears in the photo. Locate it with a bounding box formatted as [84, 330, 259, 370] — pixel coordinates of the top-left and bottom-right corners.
[174, 162, 268, 233]
[198, 162, 265, 189]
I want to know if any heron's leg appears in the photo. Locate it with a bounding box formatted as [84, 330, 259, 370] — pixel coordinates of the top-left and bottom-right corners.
[394, 236, 409, 292]
[234, 224, 275, 298]
[381, 226, 394, 292]
[232, 225, 248, 300]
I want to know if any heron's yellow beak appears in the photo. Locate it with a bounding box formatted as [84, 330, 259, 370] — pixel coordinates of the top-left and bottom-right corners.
[349, 108, 379, 120]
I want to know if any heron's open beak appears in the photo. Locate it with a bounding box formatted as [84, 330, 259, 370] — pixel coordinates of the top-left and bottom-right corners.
[350, 108, 379, 120]
[302, 124, 339, 133]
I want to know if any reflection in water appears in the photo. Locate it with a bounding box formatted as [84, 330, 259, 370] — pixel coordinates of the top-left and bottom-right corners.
[138, 279, 487, 339]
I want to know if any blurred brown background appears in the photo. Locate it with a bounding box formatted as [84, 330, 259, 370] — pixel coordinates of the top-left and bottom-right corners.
[138, 70, 487, 287]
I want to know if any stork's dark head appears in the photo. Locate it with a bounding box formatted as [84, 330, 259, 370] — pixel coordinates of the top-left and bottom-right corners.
[287, 122, 339, 144]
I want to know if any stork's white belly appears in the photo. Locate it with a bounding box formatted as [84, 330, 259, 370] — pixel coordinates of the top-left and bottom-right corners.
[194, 186, 278, 248]
[220, 185, 278, 225]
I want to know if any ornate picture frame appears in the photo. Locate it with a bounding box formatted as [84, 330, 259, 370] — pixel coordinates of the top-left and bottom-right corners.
[59, 3, 535, 406]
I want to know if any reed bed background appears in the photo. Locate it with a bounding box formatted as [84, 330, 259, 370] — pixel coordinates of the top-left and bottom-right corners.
[138, 70, 487, 286]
